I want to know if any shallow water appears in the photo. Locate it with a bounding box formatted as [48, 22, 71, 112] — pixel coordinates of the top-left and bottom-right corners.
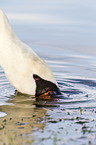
[1, 0, 96, 145]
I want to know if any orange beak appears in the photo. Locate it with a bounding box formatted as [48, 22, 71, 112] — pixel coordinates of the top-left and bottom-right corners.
[37, 91, 53, 99]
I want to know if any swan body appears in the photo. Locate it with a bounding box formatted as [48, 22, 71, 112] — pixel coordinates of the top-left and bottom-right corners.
[0, 8, 57, 95]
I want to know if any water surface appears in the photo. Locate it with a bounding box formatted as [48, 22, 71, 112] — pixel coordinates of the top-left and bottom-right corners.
[0, 0, 96, 145]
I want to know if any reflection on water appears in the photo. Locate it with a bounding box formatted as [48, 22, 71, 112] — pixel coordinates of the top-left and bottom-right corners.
[0, 94, 47, 144]
[0, 55, 96, 144]
[1, 0, 96, 144]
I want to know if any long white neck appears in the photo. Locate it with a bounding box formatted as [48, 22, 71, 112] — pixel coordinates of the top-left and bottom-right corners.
[0, 9, 21, 66]
[0, 9, 15, 40]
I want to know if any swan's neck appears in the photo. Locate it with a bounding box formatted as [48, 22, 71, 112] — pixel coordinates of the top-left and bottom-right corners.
[0, 10, 17, 46]
[0, 10, 18, 67]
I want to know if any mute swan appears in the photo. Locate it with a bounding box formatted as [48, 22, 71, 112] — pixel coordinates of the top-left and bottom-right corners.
[0, 9, 61, 96]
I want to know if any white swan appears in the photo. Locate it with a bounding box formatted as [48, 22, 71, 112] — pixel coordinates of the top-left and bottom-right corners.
[0, 8, 60, 96]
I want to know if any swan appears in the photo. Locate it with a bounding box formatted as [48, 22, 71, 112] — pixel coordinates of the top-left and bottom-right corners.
[0, 8, 61, 96]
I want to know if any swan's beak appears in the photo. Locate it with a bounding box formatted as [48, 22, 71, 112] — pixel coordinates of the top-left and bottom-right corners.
[33, 74, 61, 98]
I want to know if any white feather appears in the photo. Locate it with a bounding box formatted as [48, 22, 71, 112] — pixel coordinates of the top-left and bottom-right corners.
[0, 8, 57, 95]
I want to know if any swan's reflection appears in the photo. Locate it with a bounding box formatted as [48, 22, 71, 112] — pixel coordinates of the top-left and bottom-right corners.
[0, 93, 48, 144]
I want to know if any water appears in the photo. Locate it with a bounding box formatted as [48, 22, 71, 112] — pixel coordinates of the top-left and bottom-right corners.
[0, 0, 96, 144]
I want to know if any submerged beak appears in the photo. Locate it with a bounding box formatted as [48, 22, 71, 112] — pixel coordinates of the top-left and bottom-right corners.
[33, 74, 61, 98]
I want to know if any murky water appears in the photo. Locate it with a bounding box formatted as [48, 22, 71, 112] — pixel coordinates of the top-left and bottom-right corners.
[0, 0, 96, 145]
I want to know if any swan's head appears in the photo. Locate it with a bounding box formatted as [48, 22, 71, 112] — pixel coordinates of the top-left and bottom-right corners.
[33, 74, 61, 98]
